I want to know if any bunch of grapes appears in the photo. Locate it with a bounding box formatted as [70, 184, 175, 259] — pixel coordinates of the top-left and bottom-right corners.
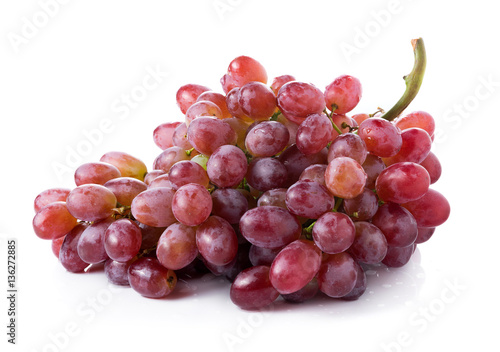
[33, 38, 450, 310]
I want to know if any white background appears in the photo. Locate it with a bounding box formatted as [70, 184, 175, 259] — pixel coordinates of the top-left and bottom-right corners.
[1, 0, 499, 351]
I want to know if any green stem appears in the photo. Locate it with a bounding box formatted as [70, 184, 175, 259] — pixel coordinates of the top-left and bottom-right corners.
[332, 197, 343, 212]
[329, 116, 343, 135]
[380, 38, 427, 122]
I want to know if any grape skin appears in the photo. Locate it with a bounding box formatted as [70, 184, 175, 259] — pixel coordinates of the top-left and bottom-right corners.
[104, 219, 142, 263]
[196, 216, 238, 266]
[59, 224, 90, 273]
[33, 201, 78, 240]
[34, 188, 71, 213]
[131, 187, 176, 227]
[66, 184, 117, 222]
[172, 183, 212, 226]
[128, 257, 177, 298]
[230, 266, 279, 310]
[74, 162, 121, 186]
[317, 252, 358, 298]
[156, 223, 198, 270]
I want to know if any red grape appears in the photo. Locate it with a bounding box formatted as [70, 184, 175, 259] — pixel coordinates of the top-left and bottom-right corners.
[325, 156, 367, 199]
[128, 257, 177, 298]
[230, 266, 279, 310]
[324, 75, 362, 114]
[176, 84, 210, 114]
[376, 162, 430, 204]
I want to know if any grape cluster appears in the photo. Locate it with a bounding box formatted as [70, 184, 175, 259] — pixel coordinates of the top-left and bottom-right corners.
[33, 44, 450, 309]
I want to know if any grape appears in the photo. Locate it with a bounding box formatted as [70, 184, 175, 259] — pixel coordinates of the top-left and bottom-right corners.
[382, 245, 415, 268]
[176, 83, 210, 114]
[285, 181, 334, 219]
[327, 133, 368, 164]
[196, 91, 232, 119]
[239, 206, 301, 248]
[211, 188, 249, 224]
[222, 243, 253, 282]
[66, 184, 117, 222]
[249, 245, 282, 266]
[317, 252, 358, 298]
[402, 189, 450, 227]
[148, 174, 175, 189]
[190, 154, 209, 170]
[246, 157, 287, 192]
[185, 101, 223, 126]
[299, 164, 327, 187]
[395, 111, 435, 137]
[372, 203, 418, 247]
[362, 154, 386, 189]
[382, 128, 432, 166]
[59, 224, 89, 273]
[138, 222, 166, 251]
[238, 82, 277, 120]
[415, 227, 435, 244]
[104, 177, 147, 206]
[312, 212, 355, 254]
[172, 123, 193, 150]
[296, 113, 333, 155]
[224, 117, 252, 150]
[196, 216, 238, 266]
[348, 222, 388, 264]
[33, 201, 78, 240]
[221, 56, 268, 94]
[281, 278, 319, 303]
[50, 237, 65, 259]
[270, 75, 295, 95]
[187, 117, 237, 156]
[269, 240, 321, 294]
[100, 151, 147, 181]
[277, 81, 325, 124]
[226, 87, 248, 119]
[276, 113, 300, 146]
[172, 183, 212, 226]
[230, 266, 279, 310]
[34, 188, 71, 213]
[419, 151, 442, 184]
[376, 162, 430, 203]
[358, 118, 403, 157]
[131, 187, 176, 227]
[206, 145, 247, 188]
[143, 170, 166, 186]
[104, 259, 133, 286]
[352, 113, 370, 125]
[325, 157, 367, 199]
[279, 144, 328, 187]
[153, 122, 182, 150]
[167, 160, 209, 189]
[245, 121, 289, 157]
[74, 162, 121, 186]
[343, 188, 379, 221]
[104, 219, 142, 263]
[152, 146, 189, 172]
[257, 188, 288, 209]
[156, 223, 198, 270]
[340, 261, 367, 301]
[77, 217, 114, 264]
[128, 257, 177, 298]
[331, 114, 358, 140]
[324, 75, 362, 114]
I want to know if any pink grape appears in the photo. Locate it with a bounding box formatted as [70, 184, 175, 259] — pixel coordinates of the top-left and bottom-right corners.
[143, 170, 166, 186]
[196, 91, 232, 119]
[128, 257, 177, 298]
[239, 206, 301, 248]
[362, 154, 386, 189]
[270, 75, 295, 95]
[153, 122, 182, 150]
[207, 145, 247, 188]
[34, 188, 71, 213]
[59, 224, 89, 273]
[358, 118, 402, 157]
[168, 160, 209, 188]
[245, 121, 289, 157]
[238, 82, 277, 120]
[104, 219, 142, 263]
[176, 83, 210, 114]
[317, 252, 358, 298]
[172, 123, 193, 150]
[230, 266, 279, 310]
[77, 217, 114, 264]
[105, 259, 133, 286]
[343, 188, 379, 221]
[100, 151, 147, 181]
[419, 151, 442, 184]
[66, 184, 117, 222]
[382, 245, 415, 268]
[395, 111, 435, 137]
[279, 144, 328, 187]
[325, 157, 367, 199]
[104, 177, 147, 206]
[299, 164, 327, 187]
[285, 180, 334, 219]
[277, 81, 326, 123]
[376, 162, 430, 204]
[312, 212, 356, 254]
[33, 201, 78, 240]
[187, 117, 237, 156]
[402, 189, 450, 227]
[324, 75, 362, 114]
[382, 127, 432, 166]
[257, 188, 288, 209]
[340, 261, 367, 301]
[327, 133, 368, 164]
[372, 203, 418, 247]
[220, 55, 268, 94]
[185, 100, 223, 126]
[131, 187, 176, 227]
[74, 162, 121, 186]
[296, 113, 333, 155]
[157, 223, 198, 270]
[153, 146, 190, 172]
[211, 188, 249, 224]
[246, 157, 287, 192]
[348, 222, 388, 264]
[269, 240, 321, 294]
[196, 216, 238, 266]
[172, 183, 212, 226]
